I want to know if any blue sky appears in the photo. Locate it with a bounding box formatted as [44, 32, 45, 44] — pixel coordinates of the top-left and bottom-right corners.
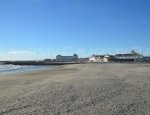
[0, 0, 150, 60]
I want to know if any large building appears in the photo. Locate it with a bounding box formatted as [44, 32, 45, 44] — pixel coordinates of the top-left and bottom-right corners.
[115, 50, 143, 62]
[56, 54, 78, 62]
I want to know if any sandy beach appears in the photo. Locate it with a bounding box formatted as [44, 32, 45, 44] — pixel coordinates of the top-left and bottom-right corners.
[0, 64, 150, 115]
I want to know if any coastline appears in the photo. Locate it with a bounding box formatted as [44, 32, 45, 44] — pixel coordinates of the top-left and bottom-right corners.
[0, 65, 55, 76]
[0, 63, 150, 115]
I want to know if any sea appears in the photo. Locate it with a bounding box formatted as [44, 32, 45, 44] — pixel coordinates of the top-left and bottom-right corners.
[0, 64, 53, 75]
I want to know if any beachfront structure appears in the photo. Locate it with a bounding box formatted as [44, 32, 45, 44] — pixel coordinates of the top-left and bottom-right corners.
[115, 50, 143, 62]
[56, 54, 78, 62]
[89, 55, 115, 63]
[103, 55, 116, 62]
[89, 55, 104, 62]
[143, 56, 150, 62]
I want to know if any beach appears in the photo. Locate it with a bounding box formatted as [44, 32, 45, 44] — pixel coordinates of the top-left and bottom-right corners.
[0, 63, 150, 115]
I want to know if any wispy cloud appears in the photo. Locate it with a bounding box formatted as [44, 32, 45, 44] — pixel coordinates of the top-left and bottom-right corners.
[7, 50, 33, 54]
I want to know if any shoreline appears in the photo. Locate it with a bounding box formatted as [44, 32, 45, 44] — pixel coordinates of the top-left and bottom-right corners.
[0, 63, 150, 115]
[0, 65, 56, 76]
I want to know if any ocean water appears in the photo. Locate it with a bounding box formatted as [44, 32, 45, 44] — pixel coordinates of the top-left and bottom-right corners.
[0, 64, 53, 75]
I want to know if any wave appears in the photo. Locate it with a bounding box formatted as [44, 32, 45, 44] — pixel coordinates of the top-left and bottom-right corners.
[0, 65, 53, 75]
[0, 64, 23, 72]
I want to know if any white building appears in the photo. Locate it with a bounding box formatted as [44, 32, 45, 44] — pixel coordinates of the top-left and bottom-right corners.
[89, 55, 105, 62]
[89, 55, 115, 63]
[115, 51, 143, 62]
[103, 55, 110, 62]
[56, 54, 78, 62]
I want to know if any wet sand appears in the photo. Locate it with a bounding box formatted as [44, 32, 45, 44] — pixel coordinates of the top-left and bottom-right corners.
[0, 64, 150, 115]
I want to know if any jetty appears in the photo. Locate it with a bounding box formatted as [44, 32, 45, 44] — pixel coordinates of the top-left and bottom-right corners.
[0, 61, 78, 65]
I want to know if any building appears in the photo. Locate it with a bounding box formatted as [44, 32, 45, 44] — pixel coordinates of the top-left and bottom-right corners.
[56, 54, 78, 62]
[115, 50, 143, 62]
[89, 55, 105, 62]
[103, 55, 116, 62]
[143, 56, 150, 62]
[89, 55, 115, 63]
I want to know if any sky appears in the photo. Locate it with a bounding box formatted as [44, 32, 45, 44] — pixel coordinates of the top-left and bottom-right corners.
[0, 0, 150, 60]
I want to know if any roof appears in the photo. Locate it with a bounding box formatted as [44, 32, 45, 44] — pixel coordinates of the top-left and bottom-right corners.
[115, 51, 141, 57]
[116, 54, 135, 57]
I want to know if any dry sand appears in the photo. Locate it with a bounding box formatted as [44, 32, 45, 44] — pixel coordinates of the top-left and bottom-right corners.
[0, 64, 150, 115]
